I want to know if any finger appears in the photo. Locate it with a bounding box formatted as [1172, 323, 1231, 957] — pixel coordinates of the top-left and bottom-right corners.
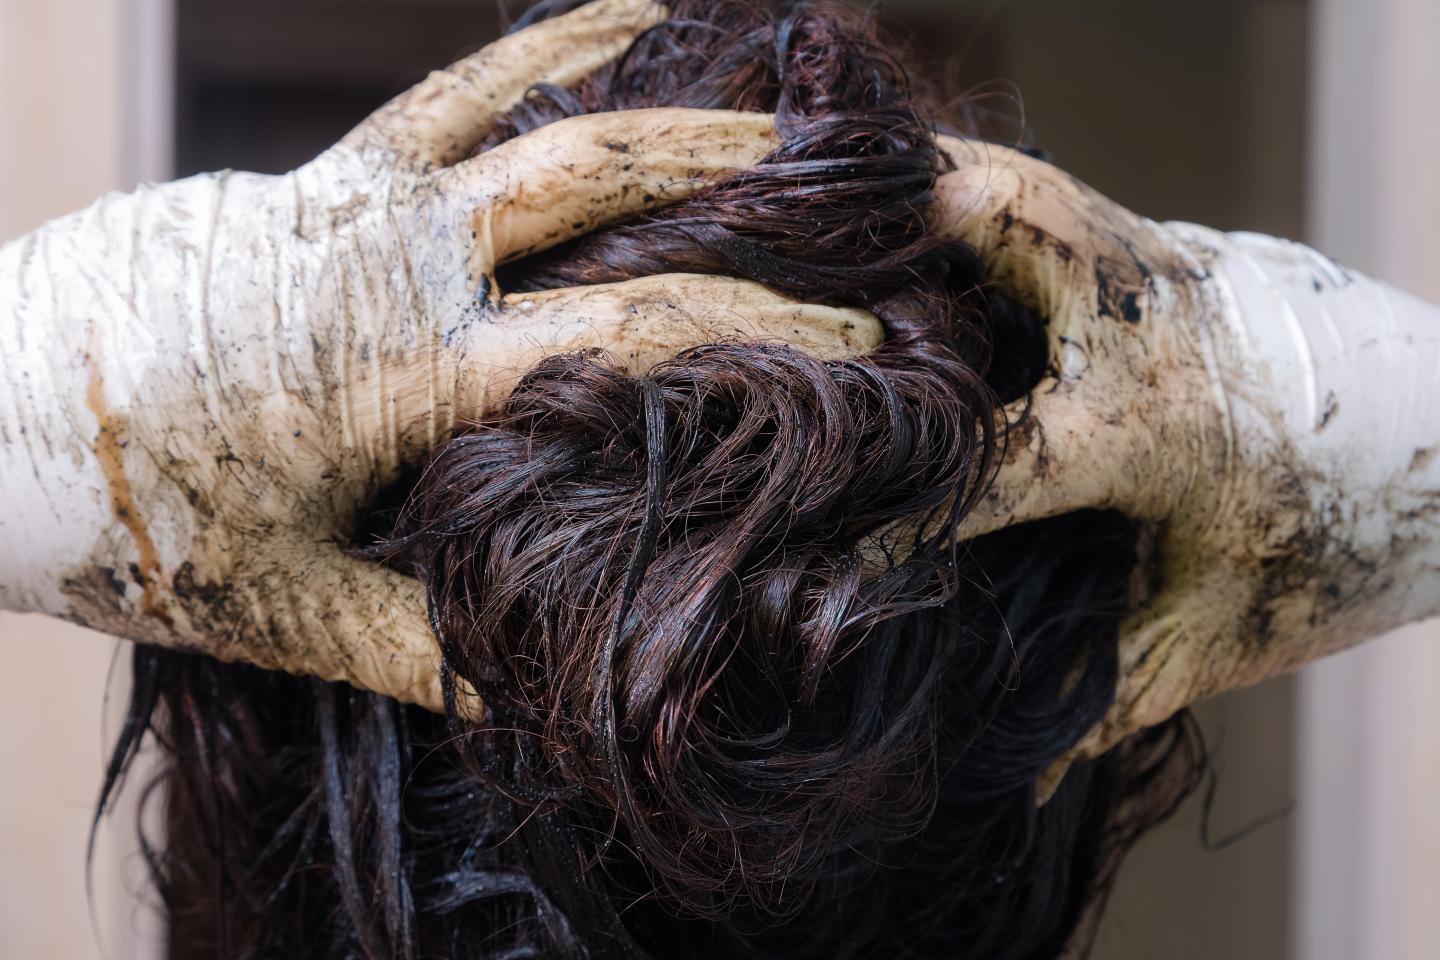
[347, 0, 665, 167]
[1043, 572, 1248, 809]
[444, 108, 778, 275]
[221, 542, 452, 714]
[858, 381, 1150, 578]
[1039, 563, 1265, 803]
[933, 136, 1177, 342]
[463, 274, 883, 409]
[286, 277, 877, 709]
[1087, 585, 1214, 762]
[1035, 574, 1216, 805]
[955, 382, 1161, 541]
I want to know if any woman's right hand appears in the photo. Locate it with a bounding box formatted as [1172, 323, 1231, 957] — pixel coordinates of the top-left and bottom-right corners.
[0, 0, 874, 709]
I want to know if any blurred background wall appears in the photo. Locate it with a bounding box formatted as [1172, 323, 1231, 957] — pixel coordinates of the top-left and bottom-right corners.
[0, 3, 169, 958]
[0, 1, 1433, 957]
[1298, 1, 1440, 957]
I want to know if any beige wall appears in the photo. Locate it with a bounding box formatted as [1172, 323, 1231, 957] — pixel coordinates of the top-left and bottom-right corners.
[1298, 0, 1440, 956]
[0, 1, 164, 957]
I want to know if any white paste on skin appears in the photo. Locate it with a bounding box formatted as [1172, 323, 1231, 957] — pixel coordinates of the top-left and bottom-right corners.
[0, 0, 891, 710]
[0, 65, 1433, 740]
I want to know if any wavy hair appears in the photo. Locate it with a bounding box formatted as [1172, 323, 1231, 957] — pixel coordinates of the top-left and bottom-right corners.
[101, 2, 1202, 957]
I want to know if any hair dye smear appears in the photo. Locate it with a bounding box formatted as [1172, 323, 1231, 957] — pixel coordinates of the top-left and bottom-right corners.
[100, 2, 1203, 957]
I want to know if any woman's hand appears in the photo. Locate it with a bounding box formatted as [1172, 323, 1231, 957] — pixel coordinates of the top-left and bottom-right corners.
[935, 138, 1440, 766]
[0, 0, 877, 708]
[15, 0, 1427, 743]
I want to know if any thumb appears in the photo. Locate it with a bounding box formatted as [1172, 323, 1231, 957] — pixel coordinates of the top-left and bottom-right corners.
[211, 540, 448, 711]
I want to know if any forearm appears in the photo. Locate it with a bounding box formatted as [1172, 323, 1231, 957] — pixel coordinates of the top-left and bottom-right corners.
[1174, 224, 1440, 667]
[0, 174, 242, 622]
[2, 171, 451, 622]
[0, 169, 389, 629]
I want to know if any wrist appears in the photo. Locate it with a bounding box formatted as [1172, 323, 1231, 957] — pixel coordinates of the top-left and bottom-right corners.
[0, 172, 276, 623]
[1174, 223, 1440, 649]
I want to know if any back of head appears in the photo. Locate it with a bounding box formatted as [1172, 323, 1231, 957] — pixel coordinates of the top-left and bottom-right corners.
[104, 3, 1203, 957]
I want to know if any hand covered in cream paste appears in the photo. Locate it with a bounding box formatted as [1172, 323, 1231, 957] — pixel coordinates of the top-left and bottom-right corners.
[935, 138, 1440, 768]
[0, 0, 876, 708]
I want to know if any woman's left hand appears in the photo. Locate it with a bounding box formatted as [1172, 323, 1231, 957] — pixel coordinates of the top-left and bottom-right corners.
[933, 138, 1440, 771]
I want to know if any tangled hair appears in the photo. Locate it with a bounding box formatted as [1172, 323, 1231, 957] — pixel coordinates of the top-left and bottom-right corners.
[101, 2, 1203, 958]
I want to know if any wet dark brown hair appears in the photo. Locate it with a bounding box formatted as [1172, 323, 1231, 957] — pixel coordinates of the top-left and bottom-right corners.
[101, 2, 1202, 957]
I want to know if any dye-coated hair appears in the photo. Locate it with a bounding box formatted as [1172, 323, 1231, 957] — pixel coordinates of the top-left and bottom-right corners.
[100, 2, 1203, 957]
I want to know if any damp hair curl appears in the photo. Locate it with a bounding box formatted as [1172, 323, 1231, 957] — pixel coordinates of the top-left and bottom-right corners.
[101, 2, 1204, 957]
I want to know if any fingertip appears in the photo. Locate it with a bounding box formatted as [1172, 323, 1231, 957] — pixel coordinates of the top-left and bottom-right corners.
[348, 0, 667, 167]
[311, 551, 449, 713]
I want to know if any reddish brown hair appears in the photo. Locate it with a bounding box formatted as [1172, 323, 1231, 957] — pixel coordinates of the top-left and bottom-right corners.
[103, 3, 1202, 957]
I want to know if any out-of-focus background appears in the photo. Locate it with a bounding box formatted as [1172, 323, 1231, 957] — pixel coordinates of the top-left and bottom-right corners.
[1, 1, 1436, 957]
